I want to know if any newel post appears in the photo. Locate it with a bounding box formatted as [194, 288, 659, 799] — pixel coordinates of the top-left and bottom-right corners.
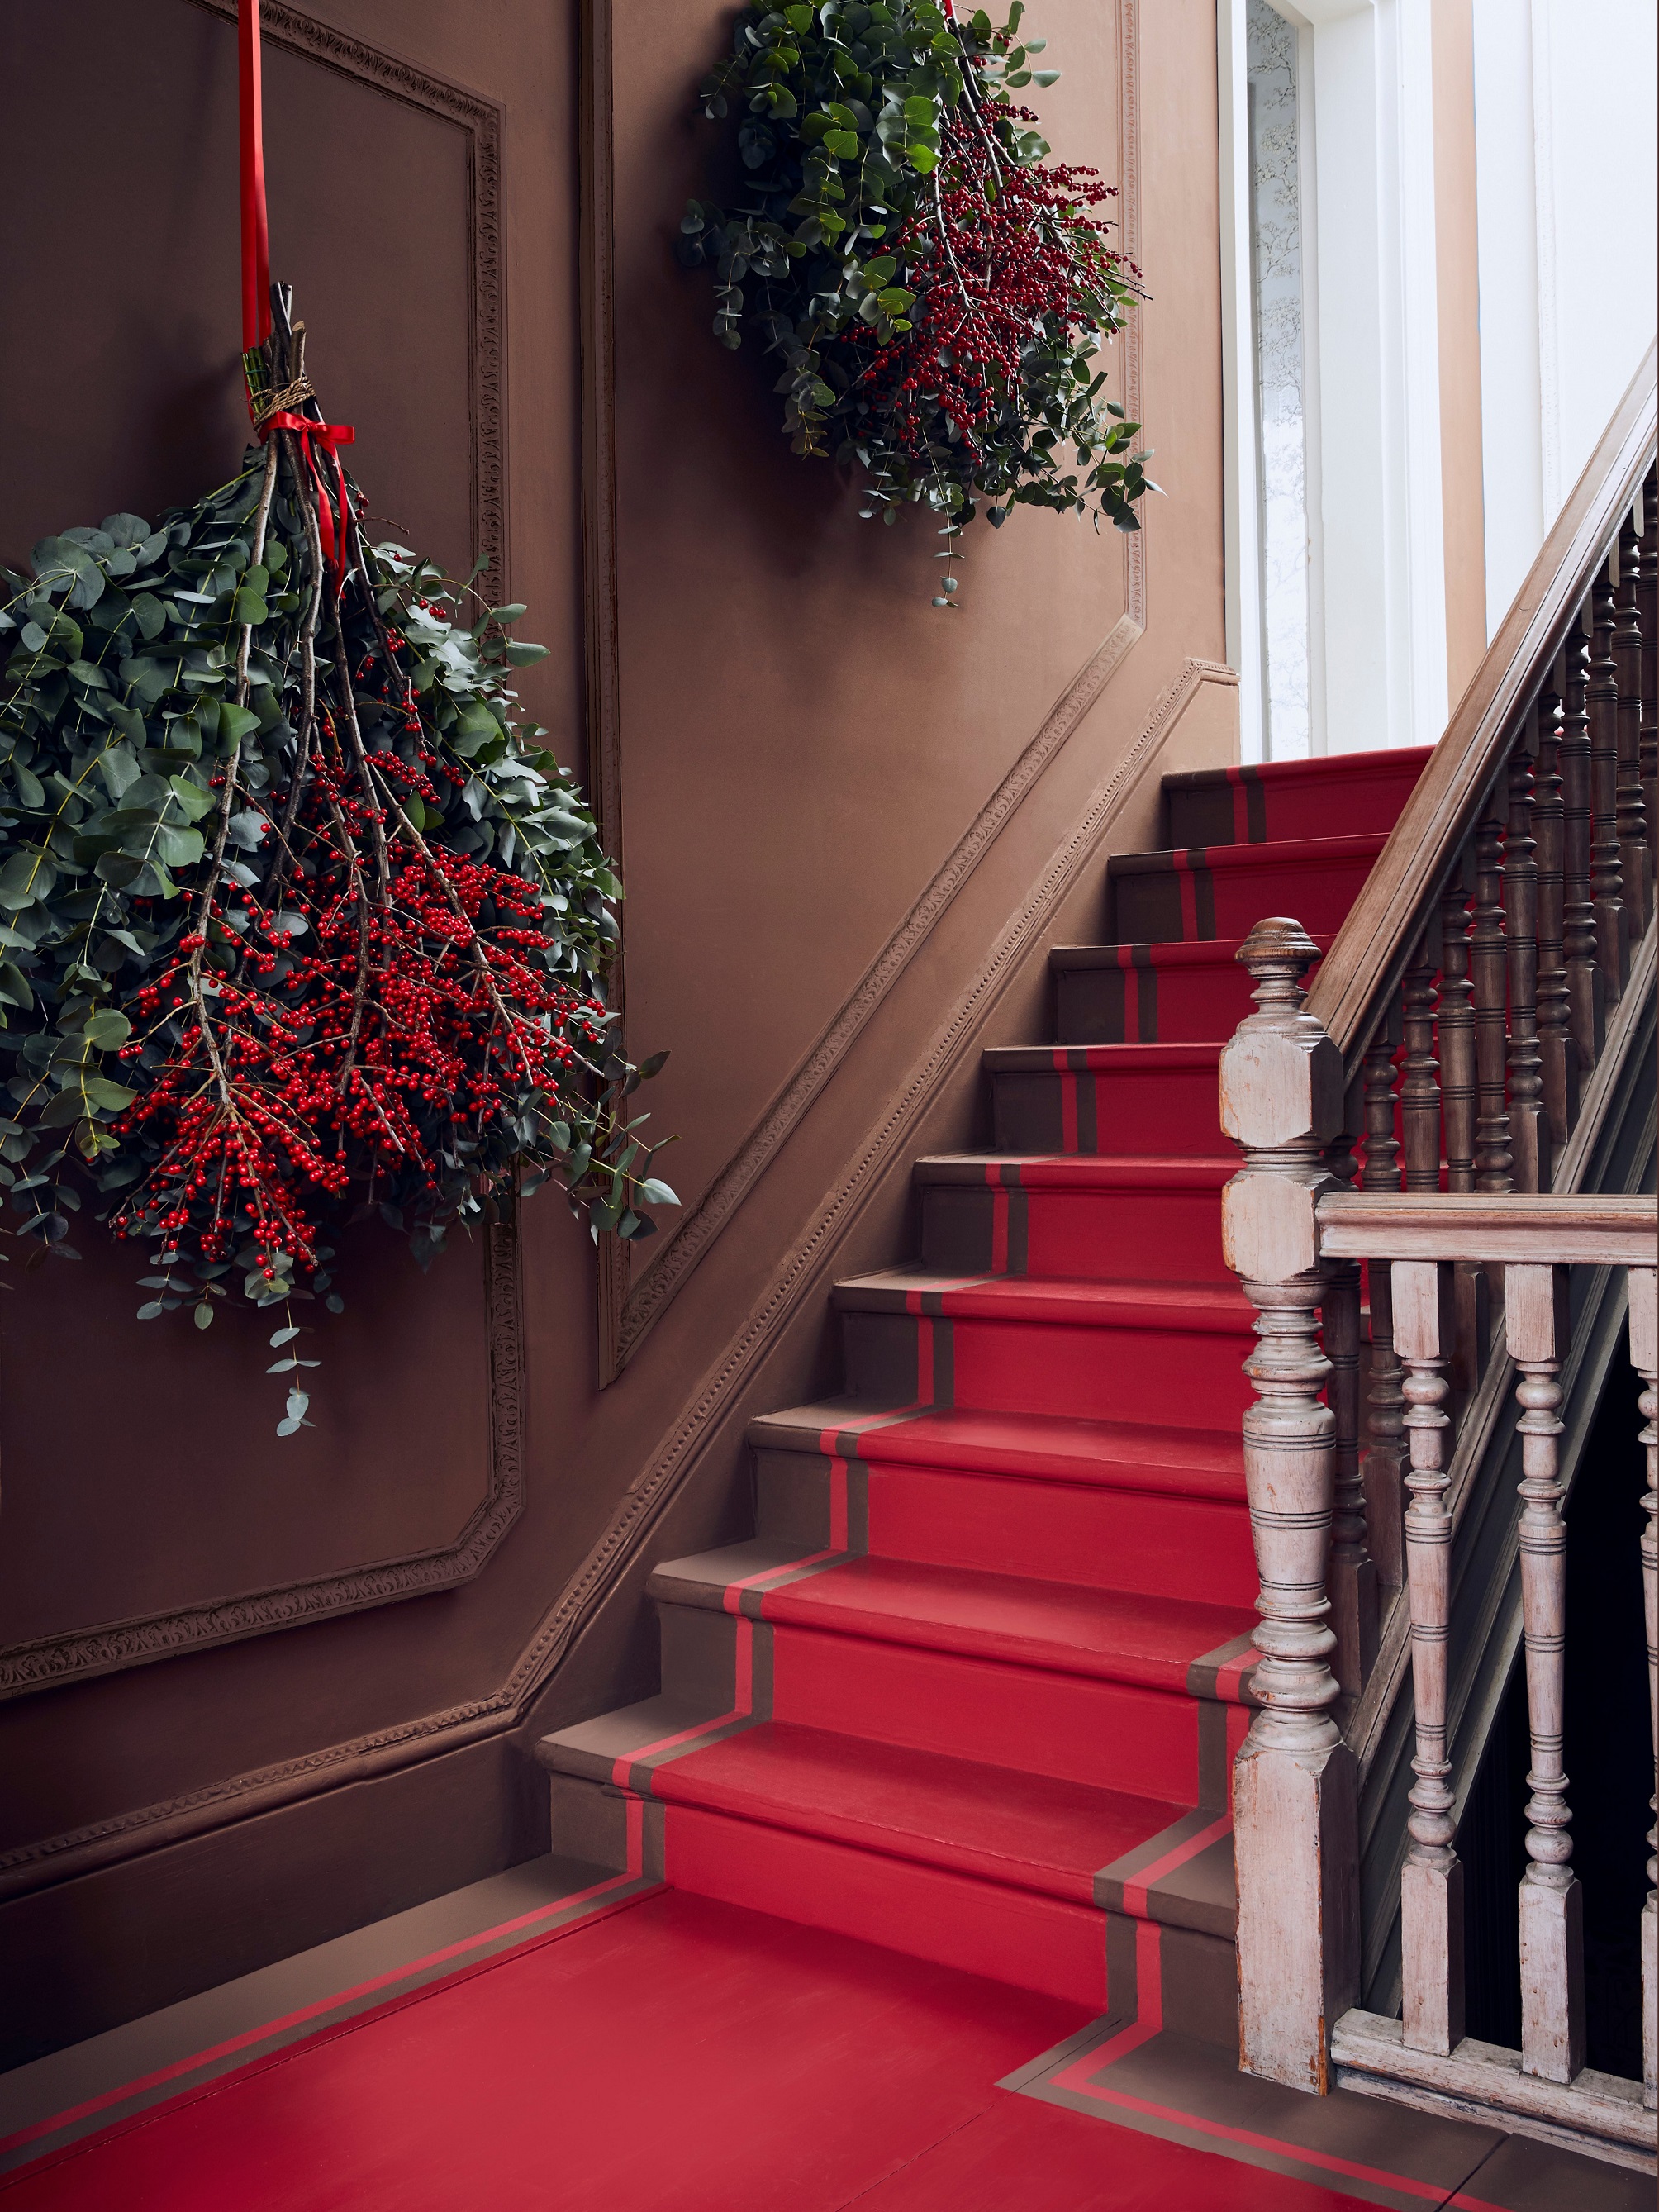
[1221, 918, 1360, 2093]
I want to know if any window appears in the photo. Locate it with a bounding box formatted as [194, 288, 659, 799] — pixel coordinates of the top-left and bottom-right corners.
[1247, 0, 1313, 759]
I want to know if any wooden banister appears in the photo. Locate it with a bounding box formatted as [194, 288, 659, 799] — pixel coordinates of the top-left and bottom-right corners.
[1222, 353, 1659, 2153]
[1317, 1192, 1657, 1265]
[1309, 341, 1658, 1060]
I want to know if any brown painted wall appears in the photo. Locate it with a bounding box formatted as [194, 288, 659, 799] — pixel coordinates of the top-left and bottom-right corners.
[0, 0, 1234, 2065]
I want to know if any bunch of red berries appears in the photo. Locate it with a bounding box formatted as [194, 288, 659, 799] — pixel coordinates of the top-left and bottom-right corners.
[111, 777, 611, 1303]
[841, 118, 1129, 473]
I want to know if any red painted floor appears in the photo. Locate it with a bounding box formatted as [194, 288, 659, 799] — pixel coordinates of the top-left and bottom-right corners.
[3, 1891, 1380, 2212]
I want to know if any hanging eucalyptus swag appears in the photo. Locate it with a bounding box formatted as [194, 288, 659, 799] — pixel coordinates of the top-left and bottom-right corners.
[0, 300, 671, 1432]
[679, 0, 1157, 603]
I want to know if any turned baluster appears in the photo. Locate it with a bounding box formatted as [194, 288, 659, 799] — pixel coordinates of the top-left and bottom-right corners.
[1641, 473, 1657, 884]
[1615, 504, 1651, 936]
[1505, 722, 1549, 1192]
[1471, 804, 1512, 1193]
[1508, 1263, 1585, 2084]
[1589, 554, 1625, 1002]
[1326, 1258, 1375, 1695]
[1531, 666, 1576, 1148]
[1633, 1265, 1657, 2111]
[1400, 928, 1442, 1192]
[1221, 917, 1358, 2091]
[1438, 860, 1477, 1192]
[1361, 1016, 1405, 1589]
[1559, 624, 1604, 1073]
[1321, 1087, 1372, 1695]
[1394, 1260, 1464, 2057]
[1438, 858, 1488, 1387]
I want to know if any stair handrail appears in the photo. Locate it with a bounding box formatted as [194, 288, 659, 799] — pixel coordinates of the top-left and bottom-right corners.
[1308, 340, 1657, 1068]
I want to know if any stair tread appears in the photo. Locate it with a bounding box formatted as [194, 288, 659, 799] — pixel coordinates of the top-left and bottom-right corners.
[594, 1713, 1203, 1907]
[983, 1040, 1221, 1070]
[1162, 744, 1433, 791]
[833, 1267, 1253, 1331]
[913, 1152, 1234, 1187]
[750, 1398, 1246, 1496]
[1108, 829, 1388, 874]
[654, 1546, 1256, 1691]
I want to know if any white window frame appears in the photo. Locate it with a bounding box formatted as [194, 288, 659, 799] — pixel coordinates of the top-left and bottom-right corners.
[1219, 0, 1450, 762]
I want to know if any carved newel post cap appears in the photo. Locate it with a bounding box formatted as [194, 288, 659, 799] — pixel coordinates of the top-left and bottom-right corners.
[1233, 915, 1324, 996]
[1220, 916, 1343, 1282]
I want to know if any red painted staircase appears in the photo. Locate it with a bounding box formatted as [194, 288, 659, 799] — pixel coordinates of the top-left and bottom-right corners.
[539, 745, 1432, 2044]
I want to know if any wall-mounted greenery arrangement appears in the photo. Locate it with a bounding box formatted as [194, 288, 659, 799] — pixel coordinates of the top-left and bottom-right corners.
[0, 303, 670, 1433]
[680, 0, 1154, 604]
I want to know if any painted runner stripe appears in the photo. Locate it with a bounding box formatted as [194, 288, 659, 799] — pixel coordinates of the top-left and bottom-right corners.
[0, 1873, 649, 2160]
[1132, 943, 1156, 1042]
[1083, 1922, 1164, 2072]
[1055, 2075, 1464, 2206]
[1187, 1626, 1258, 1706]
[1227, 764, 1250, 846]
[1212, 1640, 1257, 1703]
[820, 1404, 924, 1449]
[1177, 852, 1199, 941]
[718, 1460, 849, 1613]
[611, 1618, 754, 1788]
[721, 1557, 836, 1612]
[1123, 955, 1141, 1042]
[1244, 766, 1268, 843]
[828, 1455, 849, 1550]
[1119, 1813, 1231, 1919]
[1079, 1929, 1167, 2079]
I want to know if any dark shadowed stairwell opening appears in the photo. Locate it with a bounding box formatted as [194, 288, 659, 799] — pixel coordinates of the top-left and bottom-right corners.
[1460, 1353, 1650, 2080]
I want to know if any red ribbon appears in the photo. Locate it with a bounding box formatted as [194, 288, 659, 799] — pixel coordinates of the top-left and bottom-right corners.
[239, 0, 270, 354]
[259, 412, 357, 587]
[240, 0, 357, 592]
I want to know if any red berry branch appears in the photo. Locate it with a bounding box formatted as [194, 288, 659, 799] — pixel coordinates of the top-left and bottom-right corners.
[682, 1, 1157, 604]
[0, 299, 671, 1434]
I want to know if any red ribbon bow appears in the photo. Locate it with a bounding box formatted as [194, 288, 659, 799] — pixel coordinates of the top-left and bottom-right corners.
[258, 411, 356, 587]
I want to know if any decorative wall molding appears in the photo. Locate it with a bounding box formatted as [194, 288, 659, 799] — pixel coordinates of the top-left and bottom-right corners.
[0, 654, 1235, 1904]
[0, 1217, 525, 1702]
[0, 0, 533, 1703]
[0, 0, 1194, 1906]
[579, 0, 633, 1386]
[594, 0, 1149, 1380]
[189, 0, 507, 605]
[615, 612, 1143, 1371]
[1119, 0, 1147, 628]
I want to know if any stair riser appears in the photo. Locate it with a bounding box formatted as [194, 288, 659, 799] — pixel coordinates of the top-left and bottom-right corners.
[861, 1463, 1258, 1608]
[1164, 759, 1425, 848]
[750, 1444, 1255, 1608]
[663, 1799, 1106, 2007]
[543, 1771, 1240, 2042]
[990, 1063, 1223, 1156]
[920, 1181, 1229, 1284]
[1110, 847, 1377, 944]
[1053, 957, 1253, 1046]
[842, 1308, 1253, 1429]
[768, 1618, 1204, 1803]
